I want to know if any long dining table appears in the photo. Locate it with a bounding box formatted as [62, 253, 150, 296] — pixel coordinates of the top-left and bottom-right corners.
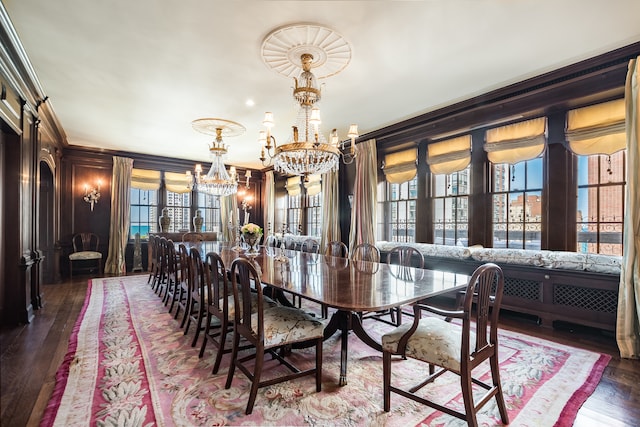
[182, 241, 470, 386]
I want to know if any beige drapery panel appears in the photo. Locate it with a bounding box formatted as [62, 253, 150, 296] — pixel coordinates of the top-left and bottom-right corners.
[221, 194, 238, 242]
[164, 171, 191, 194]
[349, 139, 377, 252]
[382, 148, 417, 183]
[617, 57, 640, 359]
[304, 174, 322, 196]
[427, 135, 472, 175]
[566, 98, 626, 155]
[285, 176, 301, 196]
[131, 168, 161, 190]
[484, 117, 547, 164]
[263, 171, 276, 240]
[320, 169, 340, 251]
[104, 156, 133, 275]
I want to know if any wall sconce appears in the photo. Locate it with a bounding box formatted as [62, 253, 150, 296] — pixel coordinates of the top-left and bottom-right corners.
[83, 180, 101, 211]
[244, 170, 252, 189]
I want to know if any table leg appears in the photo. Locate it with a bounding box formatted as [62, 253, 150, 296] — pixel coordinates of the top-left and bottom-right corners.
[339, 322, 349, 386]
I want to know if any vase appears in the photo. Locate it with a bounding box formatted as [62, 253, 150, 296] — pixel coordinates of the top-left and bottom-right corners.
[193, 209, 203, 232]
[243, 232, 262, 254]
[159, 208, 171, 233]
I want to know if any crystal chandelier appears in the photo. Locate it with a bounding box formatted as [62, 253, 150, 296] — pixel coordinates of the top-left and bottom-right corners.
[258, 24, 358, 179]
[187, 118, 245, 196]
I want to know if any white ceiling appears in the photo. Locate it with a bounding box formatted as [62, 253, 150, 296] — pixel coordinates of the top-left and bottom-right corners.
[4, 0, 640, 170]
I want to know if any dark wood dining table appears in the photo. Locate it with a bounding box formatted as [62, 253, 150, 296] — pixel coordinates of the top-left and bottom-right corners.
[182, 241, 470, 386]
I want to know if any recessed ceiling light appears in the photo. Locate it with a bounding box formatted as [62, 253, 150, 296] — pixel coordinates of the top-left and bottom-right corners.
[245, 99, 255, 107]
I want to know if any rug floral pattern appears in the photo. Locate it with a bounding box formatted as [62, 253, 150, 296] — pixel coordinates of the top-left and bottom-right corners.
[42, 276, 610, 427]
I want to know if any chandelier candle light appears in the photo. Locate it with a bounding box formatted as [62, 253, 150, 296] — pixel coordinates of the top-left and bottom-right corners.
[259, 24, 359, 180]
[187, 118, 245, 196]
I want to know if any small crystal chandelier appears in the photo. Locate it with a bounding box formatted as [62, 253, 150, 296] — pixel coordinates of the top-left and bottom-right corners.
[187, 118, 245, 196]
[259, 24, 358, 179]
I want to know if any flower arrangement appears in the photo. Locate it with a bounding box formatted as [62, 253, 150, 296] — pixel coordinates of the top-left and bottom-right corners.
[241, 223, 263, 235]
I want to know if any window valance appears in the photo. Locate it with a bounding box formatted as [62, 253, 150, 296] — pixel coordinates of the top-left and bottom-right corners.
[131, 168, 161, 190]
[565, 98, 626, 156]
[304, 174, 322, 196]
[382, 148, 417, 184]
[165, 171, 192, 194]
[484, 117, 547, 164]
[427, 135, 471, 175]
[286, 176, 301, 196]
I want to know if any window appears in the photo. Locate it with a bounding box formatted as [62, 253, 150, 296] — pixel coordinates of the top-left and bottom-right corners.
[491, 159, 543, 249]
[165, 190, 191, 232]
[130, 188, 158, 239]
[197, 192, 222, 233]
[432, 167, 470, 246]
[378, 177, 417, 242]
[287, 193, 302, 234]
[576, 150, 625, 255]
[306, 192, 322, 237]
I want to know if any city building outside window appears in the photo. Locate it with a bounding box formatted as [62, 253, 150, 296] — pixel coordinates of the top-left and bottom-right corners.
[165, 190, 191, 232]
[197, 192, 222, 233]
[130, 188, 158, 239]
[432, 167, 470, 246]
[576, 150, 626, 255]
[491, 158, 543, 249]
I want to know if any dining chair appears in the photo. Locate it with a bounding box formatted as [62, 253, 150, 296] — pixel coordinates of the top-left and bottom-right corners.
[198, 251, 231, 368]
[199, 252, 276, 372]
[225, 257, 325, 415]
[161, 240, 180, 309]
[185, 247, 206, 347]
[147, 235, 161, 287]
[350, 242, 380, 262]
[324, 240, 349, 258]
[174, 243, 192, 327]
[152, 237, 169, 296]
[301, 238, 320, 254]
[68, 232, 102, 278]
[182, 232, 205, 243]
[386, 245, 425, 325]
[264, 234, 279, 247]
[281, 235, 296, 250]
[382, 262, 509, 427]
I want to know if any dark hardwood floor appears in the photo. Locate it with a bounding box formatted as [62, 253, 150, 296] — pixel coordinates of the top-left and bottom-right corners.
[1, 275, 639, 426]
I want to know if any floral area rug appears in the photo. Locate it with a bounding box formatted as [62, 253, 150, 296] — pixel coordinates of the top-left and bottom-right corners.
[41, 275, 610, 426]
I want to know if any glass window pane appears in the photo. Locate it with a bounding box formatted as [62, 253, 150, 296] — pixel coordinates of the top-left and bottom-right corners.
[493, 164, 509, 192]
[511, 163, 525, 191]
[433, 174, 446, 197]
[493, 194, 507, 223]
[599, 185, 623, 223]
[527, 158, 543, 189]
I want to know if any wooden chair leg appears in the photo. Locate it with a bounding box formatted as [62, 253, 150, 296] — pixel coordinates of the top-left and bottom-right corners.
[246, 347, 265, 415]
[191, 308, 204, 347]
[225, 332, 240, 390]
[211, 322, 229, 373]
[383, 351, 391, 412]
[491, 355, 510, 424]
[461, 374, 478, 427]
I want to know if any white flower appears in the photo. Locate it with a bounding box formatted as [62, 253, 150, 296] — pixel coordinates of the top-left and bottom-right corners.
[241, 223, 262, 235]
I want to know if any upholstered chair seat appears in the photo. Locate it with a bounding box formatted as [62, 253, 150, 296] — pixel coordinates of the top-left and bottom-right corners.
[253, 306, 325, 347]
[382, 317, 476, 372]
